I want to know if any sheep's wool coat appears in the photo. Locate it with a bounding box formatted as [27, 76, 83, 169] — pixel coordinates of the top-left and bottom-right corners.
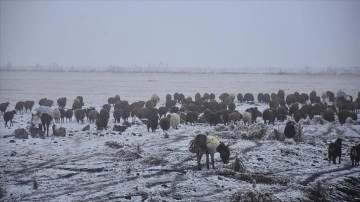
[169, 113, 180, 128]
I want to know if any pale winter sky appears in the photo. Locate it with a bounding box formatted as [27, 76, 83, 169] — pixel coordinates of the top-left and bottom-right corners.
[1, 1, 359, 69]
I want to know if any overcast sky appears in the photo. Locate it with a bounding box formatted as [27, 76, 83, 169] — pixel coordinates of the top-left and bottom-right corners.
[1, 1, 359, 69]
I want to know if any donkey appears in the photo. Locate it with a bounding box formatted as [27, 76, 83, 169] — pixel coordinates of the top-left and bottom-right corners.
[189, 134, 230, 170]
[328, 138, 342, 164]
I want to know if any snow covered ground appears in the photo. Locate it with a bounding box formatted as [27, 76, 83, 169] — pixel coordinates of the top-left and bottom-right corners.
[0, 71, 359, 201]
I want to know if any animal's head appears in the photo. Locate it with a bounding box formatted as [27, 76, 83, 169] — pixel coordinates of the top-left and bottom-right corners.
[217, 142, 230, 164]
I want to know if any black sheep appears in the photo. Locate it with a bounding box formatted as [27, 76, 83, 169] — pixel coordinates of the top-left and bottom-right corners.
[350, 144, 360, 166]
[147, 114, 159, 132]
[3, 110, 16, 127]
[328, 138, 342, 164]
[24, 101, 35, 113]
[186, 111, 199, 126]
[159, 117, 170, 132]
[96, 108, 110, 130]
[262, 109, 275, 124]
[113, 108, 123, 123]
[0, 102, 10, 114]
[57, 97, 67, 108]
[284, 121, 296, 139]
[337, 110, 357, 125]
[158, 106, 168, 119]
[65, 109, 73, 122]
[15, 101, 25, 114]
[74, 109, 86, 123]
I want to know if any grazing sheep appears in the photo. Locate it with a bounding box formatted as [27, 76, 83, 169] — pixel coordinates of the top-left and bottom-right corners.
[203, 109, 221, 126]
[108, 97, 117, 106]
[102, 104, 111, 113]
[321, 108, 335, 122]
[169, 106, 180, 114]
[24, 101, 35, 113]
[41, 113, 53, 137]
[188, 134, 230, 170]
[284, 121, 296, 139]
[168, 113, 180, 129]
[289, 103, 299, 116]
[65, 109, 73, 122]
[53, 109, 61, 123]
[243, 93, 254, 102]
[257, 93, 264, 103]
[326, 91, 335, 102]
[286, 94, 296, 106]
[113, 108, 123, 123]
[72, 98, 82, 110]
[159, 117, 170, 137]
[57, 97, 67, 108]
[275, 106, 288, 122]
[38, 98, 47, 106]
[224, 93, 235, 105]
[0, 102, 10, 114]
[158, 106, 168, 119]
[228, 111, 242, 124]
[88, 109, 99, 124]
[337, 110, 357, 125]
[96, 108, 110, 130]
[151, 94, 160, 103]
[44, 99, 54, 107]
[147, 114, 159, 132]
[263, 93, 271, 104]
[262, 109, 275, 124]
[3, 110, 16, 127]
[237, 93, 243, 102]
[294, 110, 306, 123]
[242, 111, 252, 125]
[166, 94, 172, 102]
[299, 93, 309, 104]
[185, 111, 199, 126]
[59, 108, 65, 123]
[15, 101, 25, 114]
[328, 138, 342, 164]
[277, 89, 285, 101]
[74, 109, 86, 123]
[245, 107, 259, 122]
[228, 102, 236, 112]
[350, 144, 360, 166]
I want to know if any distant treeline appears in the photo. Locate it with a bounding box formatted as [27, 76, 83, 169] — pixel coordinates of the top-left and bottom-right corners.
[0, 65, 359, 75]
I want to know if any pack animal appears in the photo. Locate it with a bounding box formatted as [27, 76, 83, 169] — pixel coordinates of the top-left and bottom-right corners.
[189, 134, 230, 170]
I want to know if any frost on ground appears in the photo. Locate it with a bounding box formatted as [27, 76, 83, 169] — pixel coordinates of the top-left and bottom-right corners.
[0, 102, 360, 202]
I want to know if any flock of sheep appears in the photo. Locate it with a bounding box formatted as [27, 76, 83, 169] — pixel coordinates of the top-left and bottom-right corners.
[1, 89, 360, 167]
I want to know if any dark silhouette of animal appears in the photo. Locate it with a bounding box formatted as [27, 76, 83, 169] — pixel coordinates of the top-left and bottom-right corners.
[113, 108, 123, 123]
[158, 106, 168, 119]
[3, 110, 16, 127]
[96, 108, 110, 130]
[189, 134, 230, 170]
[147, 114, 159, 132]
[328, 138, 342, 164]
[15, 101, 25, 114]
[57, 97, 67, 108]
[88, 109, 99, 124]
[237, 93, 243, 102]
[74, 109, 86, 123]
[59, 108, 65, 122]
[350, 144, 360, 166]
[262, 109, 275, 124]
[275, 106, 288, 122]
[0, 102, 10, 114]
[41, 113, 53, 137]
[185, 111, 199, 125]
[284, 121, 296, 139]
[65, 109, 73, 122]
[245, 107, 260, 122]
[228, 111, 242, 124]
[24, 101, 35, 113]
[242, 93, 254, 102]
[337, 110, 357, 125]
[160, 117, 170, 132]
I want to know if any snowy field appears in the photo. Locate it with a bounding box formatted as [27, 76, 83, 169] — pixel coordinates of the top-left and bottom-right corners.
[0, 71, 359, 201]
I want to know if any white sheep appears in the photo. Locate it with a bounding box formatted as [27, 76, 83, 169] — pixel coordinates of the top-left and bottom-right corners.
[53, 109, 61, 123]
[242, 111, 252, 125]
[168, 113, 180, 129]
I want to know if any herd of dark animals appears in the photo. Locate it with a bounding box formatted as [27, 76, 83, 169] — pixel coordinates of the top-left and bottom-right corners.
[1, 90, 360, 168]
